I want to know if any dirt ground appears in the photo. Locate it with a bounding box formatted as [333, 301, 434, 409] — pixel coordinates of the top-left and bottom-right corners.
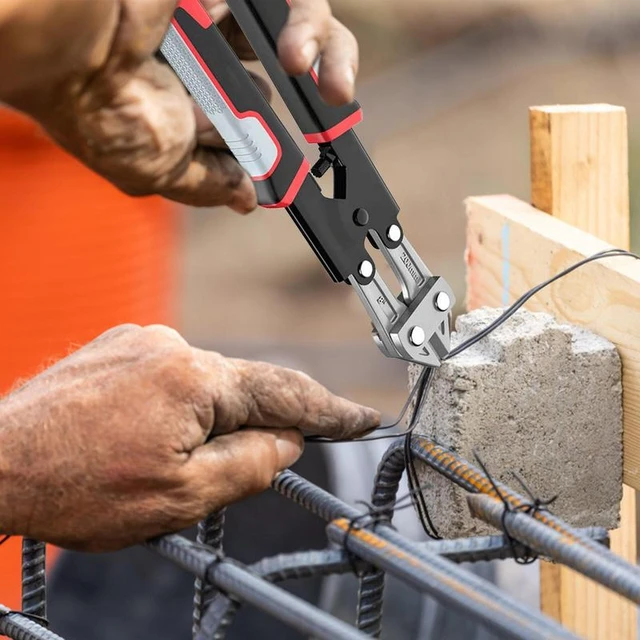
[180, 5, 640, 417]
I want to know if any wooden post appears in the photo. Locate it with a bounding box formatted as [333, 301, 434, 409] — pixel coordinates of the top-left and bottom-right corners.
[531, 104, 635, 639]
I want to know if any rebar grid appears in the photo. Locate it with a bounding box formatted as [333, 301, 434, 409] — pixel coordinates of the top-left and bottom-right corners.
[0, 435, 632, 640]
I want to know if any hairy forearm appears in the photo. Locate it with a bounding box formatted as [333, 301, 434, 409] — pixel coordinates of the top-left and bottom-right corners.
[0, 396, 22, 535]
[0, 0, 119, 116]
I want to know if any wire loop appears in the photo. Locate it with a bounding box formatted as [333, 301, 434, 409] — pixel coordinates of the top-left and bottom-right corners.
[473, 451, 557, 565]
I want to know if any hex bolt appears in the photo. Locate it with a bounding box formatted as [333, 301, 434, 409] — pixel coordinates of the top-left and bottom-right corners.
[409, 326, 426, 346]
[434, 291, 451, 312]
[358, 260, 374, 279]
[387, 224, 402, 242]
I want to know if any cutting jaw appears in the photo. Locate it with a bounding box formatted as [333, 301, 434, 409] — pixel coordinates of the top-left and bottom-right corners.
[349, 231, 454, 368]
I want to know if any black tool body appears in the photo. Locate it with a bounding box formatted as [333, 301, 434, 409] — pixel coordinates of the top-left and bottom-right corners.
[161, 0, 455, 368]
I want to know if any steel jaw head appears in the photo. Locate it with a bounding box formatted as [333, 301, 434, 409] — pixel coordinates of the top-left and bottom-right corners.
[349, 230, 455, 368]
[389, 276, 455, 367]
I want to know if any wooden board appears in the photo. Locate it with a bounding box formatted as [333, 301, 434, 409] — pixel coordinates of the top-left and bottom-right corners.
[467, 194, 640, 486]
[530, 105, 629, 248]
[529, 104, 636, 640]
[466, 193, 638, 638]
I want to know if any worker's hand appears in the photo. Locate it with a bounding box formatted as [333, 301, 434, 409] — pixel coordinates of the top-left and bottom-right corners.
[0, 324, 379, 551]
[206, 0, 359, 106]
[1, 0, 358, 211]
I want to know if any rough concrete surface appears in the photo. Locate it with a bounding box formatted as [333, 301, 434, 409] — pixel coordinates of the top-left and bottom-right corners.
[409, 307, 623, 538]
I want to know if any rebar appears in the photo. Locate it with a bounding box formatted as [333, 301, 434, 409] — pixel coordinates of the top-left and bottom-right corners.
[147, 534, 369, 640]
[274, 469, 357, 521]
[0, 607, 61, 640]
[356, 442, 406, 637]
[468, 493, 640, 603]
[407, 435, 640, 574]
[422, 528, 608, 563]
[21, 539, 46, 622]
[275, 470, 579, 640]
[356, 571, 385, 637]
[327, 519, 578, 640]
[196, 549, 354, 640]
[195, 594, 240, 640]
[251, 549, 354, 581]
[193, 510, 226, 637]
[0, 436, 621, 640]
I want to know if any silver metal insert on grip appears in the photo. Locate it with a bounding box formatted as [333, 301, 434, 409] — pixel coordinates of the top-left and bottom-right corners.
[161, 25, 279, 179]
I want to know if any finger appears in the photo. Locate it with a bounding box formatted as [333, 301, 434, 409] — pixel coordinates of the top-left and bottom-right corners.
[201, 1, 257, 60]
[160, 147, 257, 213]
[201, 0, 230, 23]
[218, 15, 258, 60]
[317, 19, 358, 106]
[184, 428, 303, 511]
[204, 355, 381, 439]
[278, 0, 331, 76]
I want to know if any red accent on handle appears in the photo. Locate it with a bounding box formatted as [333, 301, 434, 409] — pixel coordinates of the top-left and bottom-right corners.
[178, 0, 213, 28]
[303, 108, 363, 144]
[171, 16, 284, 180]
[261, 159, 310, 208]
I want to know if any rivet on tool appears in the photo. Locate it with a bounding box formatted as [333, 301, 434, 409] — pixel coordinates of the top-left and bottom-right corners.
[353, 208, 370, 226]
[358, 260, 374, 278]
[387, 224, 402, 242]
[409, 326, 426, 346]
[434, 291, 451, 312]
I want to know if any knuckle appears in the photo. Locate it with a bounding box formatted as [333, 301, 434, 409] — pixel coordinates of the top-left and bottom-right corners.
[236, 436, 278, 493]
[139, 329, 201, 387]
[141, 324, 189, 348]
[342, 24, 358, 51]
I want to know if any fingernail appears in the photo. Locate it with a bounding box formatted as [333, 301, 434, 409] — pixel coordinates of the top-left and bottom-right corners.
[276, 433, 303, 469]
[345, 66, 356, 91]
[301, 40, 319, 68]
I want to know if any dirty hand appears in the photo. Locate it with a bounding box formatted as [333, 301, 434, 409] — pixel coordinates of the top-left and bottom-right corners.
[0, 325, 378, 551]
[0, 0, 358, 211]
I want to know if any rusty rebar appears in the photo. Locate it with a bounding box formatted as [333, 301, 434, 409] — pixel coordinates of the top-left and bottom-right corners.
[468, 493, 640, 603]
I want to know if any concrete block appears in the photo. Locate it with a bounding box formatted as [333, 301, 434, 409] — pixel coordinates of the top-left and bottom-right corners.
[409, 307, 623, 538]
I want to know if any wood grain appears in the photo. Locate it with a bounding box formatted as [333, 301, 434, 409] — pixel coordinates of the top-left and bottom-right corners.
[530, 104, 635, 640]
[530, 104, 629, 248]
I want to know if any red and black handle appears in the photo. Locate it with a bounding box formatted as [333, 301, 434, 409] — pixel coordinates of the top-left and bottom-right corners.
[161, 0, 309, 208]
[225, 0, 363, 144]
[163, 0, 402, 288]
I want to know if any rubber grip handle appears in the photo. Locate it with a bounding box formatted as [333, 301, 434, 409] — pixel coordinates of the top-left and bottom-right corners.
[225, 0, 363, 144]
[161, 0, 309, 208]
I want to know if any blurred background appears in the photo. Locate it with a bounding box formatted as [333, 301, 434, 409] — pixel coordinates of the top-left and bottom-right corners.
[1, 0, 640, 637]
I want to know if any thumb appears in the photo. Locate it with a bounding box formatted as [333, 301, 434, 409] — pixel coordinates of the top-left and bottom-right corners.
[183, 428, 303, 513]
